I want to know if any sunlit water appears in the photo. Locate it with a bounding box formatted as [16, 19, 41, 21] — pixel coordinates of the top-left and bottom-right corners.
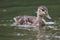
[0, 20, 60, 40]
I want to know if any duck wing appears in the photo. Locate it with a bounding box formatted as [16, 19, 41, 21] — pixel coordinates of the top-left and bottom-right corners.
[13, 16, 36, 25]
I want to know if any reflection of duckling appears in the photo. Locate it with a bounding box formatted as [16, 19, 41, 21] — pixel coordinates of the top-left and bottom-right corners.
[13, 6, 51, 27]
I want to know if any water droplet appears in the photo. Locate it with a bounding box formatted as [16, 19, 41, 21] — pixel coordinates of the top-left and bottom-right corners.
[3, 9, 7, 12]
[17, 33, 20, 36]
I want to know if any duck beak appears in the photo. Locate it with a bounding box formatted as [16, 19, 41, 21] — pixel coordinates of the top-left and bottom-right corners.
[46, 14, 51, 19]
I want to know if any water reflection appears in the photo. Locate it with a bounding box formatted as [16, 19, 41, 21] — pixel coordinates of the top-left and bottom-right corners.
[0, 20, 60, 40]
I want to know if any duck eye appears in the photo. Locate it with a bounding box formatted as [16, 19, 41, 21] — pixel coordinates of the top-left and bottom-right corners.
[41, 9, 45, 11]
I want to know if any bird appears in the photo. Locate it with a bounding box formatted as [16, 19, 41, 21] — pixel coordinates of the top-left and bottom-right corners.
[13, 6, 51, 27]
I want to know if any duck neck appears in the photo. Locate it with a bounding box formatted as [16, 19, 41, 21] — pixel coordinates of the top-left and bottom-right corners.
[36, 13, 42, 21]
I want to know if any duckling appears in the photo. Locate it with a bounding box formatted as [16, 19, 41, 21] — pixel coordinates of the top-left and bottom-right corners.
[13, 6, 51, 27]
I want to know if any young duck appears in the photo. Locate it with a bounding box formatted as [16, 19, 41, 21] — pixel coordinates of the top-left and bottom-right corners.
[32, 6, 51, 27]
[13, 6, 51, 27]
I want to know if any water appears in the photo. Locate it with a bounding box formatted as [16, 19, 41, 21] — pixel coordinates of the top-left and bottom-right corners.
[0, 20, 60, 40]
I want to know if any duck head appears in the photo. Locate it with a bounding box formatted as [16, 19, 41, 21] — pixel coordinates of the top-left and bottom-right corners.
[36, 6, 51, 19]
